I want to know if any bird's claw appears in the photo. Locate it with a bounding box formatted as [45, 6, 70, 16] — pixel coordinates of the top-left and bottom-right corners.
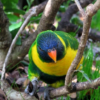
[44, 87, 50, 100]
[24, 77, 38, 96]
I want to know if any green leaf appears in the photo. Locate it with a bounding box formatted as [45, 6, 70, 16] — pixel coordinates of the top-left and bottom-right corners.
[59, 5, 66, 12]
[1, 0, 19, 10]
[5, 8, 25, 15]
[10, 28, 19, 39]
[7, 14, 19, 24]
[1, 0, 18, 4]
[16, 36, 22, 45]
[9, 21, 22, 31]
[29, 13, 42, 23]
[26, 0, 30, 7]
[23, 5, 28, 10]
[79, 70, 91, 83]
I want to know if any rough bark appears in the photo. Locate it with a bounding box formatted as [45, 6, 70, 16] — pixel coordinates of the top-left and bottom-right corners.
[65, 0, 100, 91]
[57, 0, 100, 42]
[2, 77, 100, 100]
[57, 0, 93, 31]
[0, 2, 12, 69]
[6, 0, 63, 69]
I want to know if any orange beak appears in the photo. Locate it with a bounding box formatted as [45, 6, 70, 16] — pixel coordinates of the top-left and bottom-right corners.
[48, 49, 57, 63]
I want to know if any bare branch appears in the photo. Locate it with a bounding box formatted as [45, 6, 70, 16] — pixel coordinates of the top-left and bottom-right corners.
[1, 77, 100, 100]
[0, 2, 12, 49]
[23, 1, 47, 19]
[75, 0, 86, 17]
[65, 0, 100, 91]
[1, 0, 50, 80]
[7, 0, 64, 69]
[37, 0, 63, 33]
[0, 2, 12, 71]
[1, 6, 38, 82]
[57, 0, 93, 31]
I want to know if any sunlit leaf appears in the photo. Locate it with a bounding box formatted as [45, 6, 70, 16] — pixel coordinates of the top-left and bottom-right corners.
[7, 14, 19, 24]
[9, 21, 22, 31]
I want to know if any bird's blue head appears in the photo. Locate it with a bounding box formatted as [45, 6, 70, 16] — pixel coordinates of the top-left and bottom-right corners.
[36, 31, 65, 63]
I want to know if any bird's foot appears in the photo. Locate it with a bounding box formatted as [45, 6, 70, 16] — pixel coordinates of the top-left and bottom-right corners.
[24, 77, 39, 99]
[44, 87, 51, 100]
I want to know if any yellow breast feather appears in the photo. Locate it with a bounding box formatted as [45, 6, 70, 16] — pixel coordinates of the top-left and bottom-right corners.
[31, 44, 83, 76]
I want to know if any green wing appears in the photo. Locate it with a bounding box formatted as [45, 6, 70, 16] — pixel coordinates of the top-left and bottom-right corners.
[28, 41, 39, 81]
[55, 31, 79, 50]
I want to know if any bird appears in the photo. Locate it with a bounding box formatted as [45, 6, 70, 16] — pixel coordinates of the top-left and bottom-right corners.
[25, 30, 83, 99]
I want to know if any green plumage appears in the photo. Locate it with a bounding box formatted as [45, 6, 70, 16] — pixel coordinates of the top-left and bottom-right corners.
[28, 30, 82, 88]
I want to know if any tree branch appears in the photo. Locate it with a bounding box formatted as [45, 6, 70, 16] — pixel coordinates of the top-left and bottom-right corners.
[23, 1, 47, 19]
[0, 2, 12, 49]
[0, 2, 12, 70]
[1, 6, 38, 81]
[65, 0, 100, 91]
[75, 0, 86, 17]
[57, 0, 100, 42]
[57, 0, 93, 31]
[2, 77, 100, 100]
[6, 0, 64, 70]
[1, 0, 64, 91]
[37, 0, 63, 33]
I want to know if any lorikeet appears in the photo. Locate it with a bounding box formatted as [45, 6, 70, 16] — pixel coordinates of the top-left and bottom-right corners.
[25, 30, 83, 99]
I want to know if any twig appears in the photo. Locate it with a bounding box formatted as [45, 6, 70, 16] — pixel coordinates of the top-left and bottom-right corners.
[65, 0, 100, 91]
[74, 0, 86, 17]
[2, 77, 100, 100]
[7, 0, 64, 69]
[1, 0, 64, 92]
[23, 1, 47, 19]
[37, 0, 63, 33]
[6, 1, 48, 69]
[1, 6, 38, 82]
[57, 0, 93, 31]
[57, 0, 100, 42]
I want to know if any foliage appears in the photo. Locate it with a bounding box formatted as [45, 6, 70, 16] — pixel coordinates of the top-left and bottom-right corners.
[59, 0, 71, 12]
[91, 10, 100, 31]
[1, 0, 100, 99]
[1, 0, 41, 45]
[77, 43, 100, 100]
[24, 0, 34, 10]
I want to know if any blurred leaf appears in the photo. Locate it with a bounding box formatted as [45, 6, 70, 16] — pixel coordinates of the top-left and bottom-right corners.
[59, 5, 66, 12]
[16, 36, 22, 45]
[10, 28, 22, 45]
[10, 28, 19, 39]
[1, 0, 18, 4]
[71, 16, 83, 27]
[1, 0, 19, 10]
[79, 70, 91, 83]
[27, 0, 34, 7]
[9, 21, 22, 31]
[77, 43, 93, 82]
[7, 14, 19, 24]
[91, 10, 100, 31]
[23, 5, 28, 10]
[26, 0, 30, 7]
[30, 13, 42, 23]
[5, 8, 25, 15]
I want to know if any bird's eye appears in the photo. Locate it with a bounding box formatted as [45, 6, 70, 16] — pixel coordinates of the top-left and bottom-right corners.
[52, 48, 55, 51]
[39, 47, 43, 51]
